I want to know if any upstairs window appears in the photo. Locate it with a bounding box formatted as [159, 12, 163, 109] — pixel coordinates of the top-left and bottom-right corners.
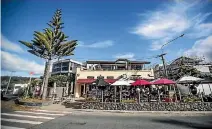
[87, 76, 94, 79]
[107, 76, 114, 79]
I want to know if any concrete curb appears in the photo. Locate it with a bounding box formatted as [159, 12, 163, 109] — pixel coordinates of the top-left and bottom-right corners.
[36, 108, 212, 115]
[69, 109, 212, 114]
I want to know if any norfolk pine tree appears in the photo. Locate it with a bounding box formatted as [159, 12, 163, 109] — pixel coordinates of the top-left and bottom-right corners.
[19, 9, 78, 100]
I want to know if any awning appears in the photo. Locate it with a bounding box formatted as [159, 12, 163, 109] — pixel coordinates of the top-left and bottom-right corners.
[77, 79, 117, 84]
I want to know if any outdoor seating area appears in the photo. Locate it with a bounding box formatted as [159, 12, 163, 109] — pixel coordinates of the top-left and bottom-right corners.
[84, 75, 212, 104]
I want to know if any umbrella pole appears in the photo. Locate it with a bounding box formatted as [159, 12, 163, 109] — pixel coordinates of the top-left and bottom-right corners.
[114, 86, 117, 103]
[101, 89, 103, 103]
[188, 83, 191, 95]
[158, 86, 160, 102]
[173, 85, 177, 102]
[208, 84, 212, 94]
[166, 85, 169, 102]
[179, 90, 182, 102]
[120, 86, 122, 102]
[201, 83, 205, 95]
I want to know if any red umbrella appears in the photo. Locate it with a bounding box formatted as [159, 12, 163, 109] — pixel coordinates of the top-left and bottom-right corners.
[132, 79, 151, 86]
[152, 78, 175, 85]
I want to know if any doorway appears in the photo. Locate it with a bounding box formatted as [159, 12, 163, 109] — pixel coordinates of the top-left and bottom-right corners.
[80, 85, 84, 97]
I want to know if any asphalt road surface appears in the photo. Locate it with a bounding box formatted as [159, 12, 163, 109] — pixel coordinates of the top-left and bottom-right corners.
[1, 109, 212, 129]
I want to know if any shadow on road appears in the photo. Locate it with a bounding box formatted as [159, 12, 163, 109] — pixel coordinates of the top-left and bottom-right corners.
[152, 118, 212, 129]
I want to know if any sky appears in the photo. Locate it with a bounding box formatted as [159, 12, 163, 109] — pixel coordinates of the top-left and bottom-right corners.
[1, 0, 212, 77]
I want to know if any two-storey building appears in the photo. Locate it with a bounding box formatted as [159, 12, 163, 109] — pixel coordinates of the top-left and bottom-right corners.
[75, 59, 154, 98]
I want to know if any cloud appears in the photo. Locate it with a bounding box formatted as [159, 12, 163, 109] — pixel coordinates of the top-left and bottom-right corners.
[131, 0, 212, 51]
[1, 51, 45, 74]
[188, 22, 212, 38]
[78, 40, 114, 48]
[114, 53, 135, 59]
[150, 37, 170, 51]
[184, 35, 212, 62]
[1, 34, 24, 53]
[177, 48, 185, 57]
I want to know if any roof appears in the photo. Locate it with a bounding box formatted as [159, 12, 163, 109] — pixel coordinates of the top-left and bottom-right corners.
[86, 60, 150, 64]
[53, 59, 83, 65]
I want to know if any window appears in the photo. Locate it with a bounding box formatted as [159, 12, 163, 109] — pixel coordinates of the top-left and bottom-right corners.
[62, 62, 69, 71]
[62, 67, 68, 71]
[87, 76, 94, 79]
[107, 76, 114, 79]
[62, 62, 69, 67]
[52, 63, 61, 72]
[131, 65, 142, 70]
[101, 65, 112, 70]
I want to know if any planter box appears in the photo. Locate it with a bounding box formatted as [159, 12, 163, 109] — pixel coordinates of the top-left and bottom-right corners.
[80, 102, 212, 111]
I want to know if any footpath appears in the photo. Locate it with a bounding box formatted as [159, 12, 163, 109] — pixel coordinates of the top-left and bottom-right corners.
[37, 104, 212, 116]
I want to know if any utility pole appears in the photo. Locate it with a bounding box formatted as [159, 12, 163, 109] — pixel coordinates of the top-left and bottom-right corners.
[157, 53, 168, 78]
[156, 34, 184, 78]
[5, 71, 15, 95]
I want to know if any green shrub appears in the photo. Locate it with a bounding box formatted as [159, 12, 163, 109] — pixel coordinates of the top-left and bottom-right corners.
[121, 99, 136, 103]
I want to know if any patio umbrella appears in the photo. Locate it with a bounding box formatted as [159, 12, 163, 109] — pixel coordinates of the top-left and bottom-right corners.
[152, 78, 175, 85]
[111, 79, 134, 103]
[111, 79, 134, 86]
[152, 78, 176, 102]
[177, 76, 204, 84]
[131, 80, 151, 103]
[131, 79, 151, 86]
[92, 76, 110, 103]
[177, 76, 204, 95]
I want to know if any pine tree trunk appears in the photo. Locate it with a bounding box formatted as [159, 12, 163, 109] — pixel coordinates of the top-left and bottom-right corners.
[40, 61, 48, 98]
[42, 60, 52, 100]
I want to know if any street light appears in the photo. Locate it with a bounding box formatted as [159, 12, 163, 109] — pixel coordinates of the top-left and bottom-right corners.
[157, 34, 184, 78]
[161, 34, 184, 53]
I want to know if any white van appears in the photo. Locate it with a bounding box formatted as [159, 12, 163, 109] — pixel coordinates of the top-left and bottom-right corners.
[13, 84, 28, 94]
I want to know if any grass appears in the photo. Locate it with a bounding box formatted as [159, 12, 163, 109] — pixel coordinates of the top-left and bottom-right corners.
[1, 100, 39, 111]
[121, 99, 136, 103]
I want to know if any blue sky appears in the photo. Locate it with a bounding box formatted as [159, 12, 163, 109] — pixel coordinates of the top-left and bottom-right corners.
[1, 0, 212, 77]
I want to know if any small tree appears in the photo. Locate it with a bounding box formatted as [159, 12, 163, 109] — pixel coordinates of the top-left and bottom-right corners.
[49, 75, 68, 87]
[19, 9, 77, 99]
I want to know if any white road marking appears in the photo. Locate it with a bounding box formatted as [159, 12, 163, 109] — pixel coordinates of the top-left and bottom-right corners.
[1, 125, 26, 129]
[1, 113, 54, 119]
[1, 118, 42, 124]
[14, 111, 65, 116]
[32, 109, 71, 114]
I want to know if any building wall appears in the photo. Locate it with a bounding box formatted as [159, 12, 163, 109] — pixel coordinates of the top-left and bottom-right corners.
[76, 67, 154, 79]
[194, 65, 211, 73]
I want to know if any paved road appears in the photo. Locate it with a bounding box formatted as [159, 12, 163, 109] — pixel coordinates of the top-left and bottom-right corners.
[1, 109, 212, 129]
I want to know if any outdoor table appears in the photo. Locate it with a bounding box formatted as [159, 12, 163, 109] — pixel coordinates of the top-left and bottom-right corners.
[52, 93, 57, 99]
